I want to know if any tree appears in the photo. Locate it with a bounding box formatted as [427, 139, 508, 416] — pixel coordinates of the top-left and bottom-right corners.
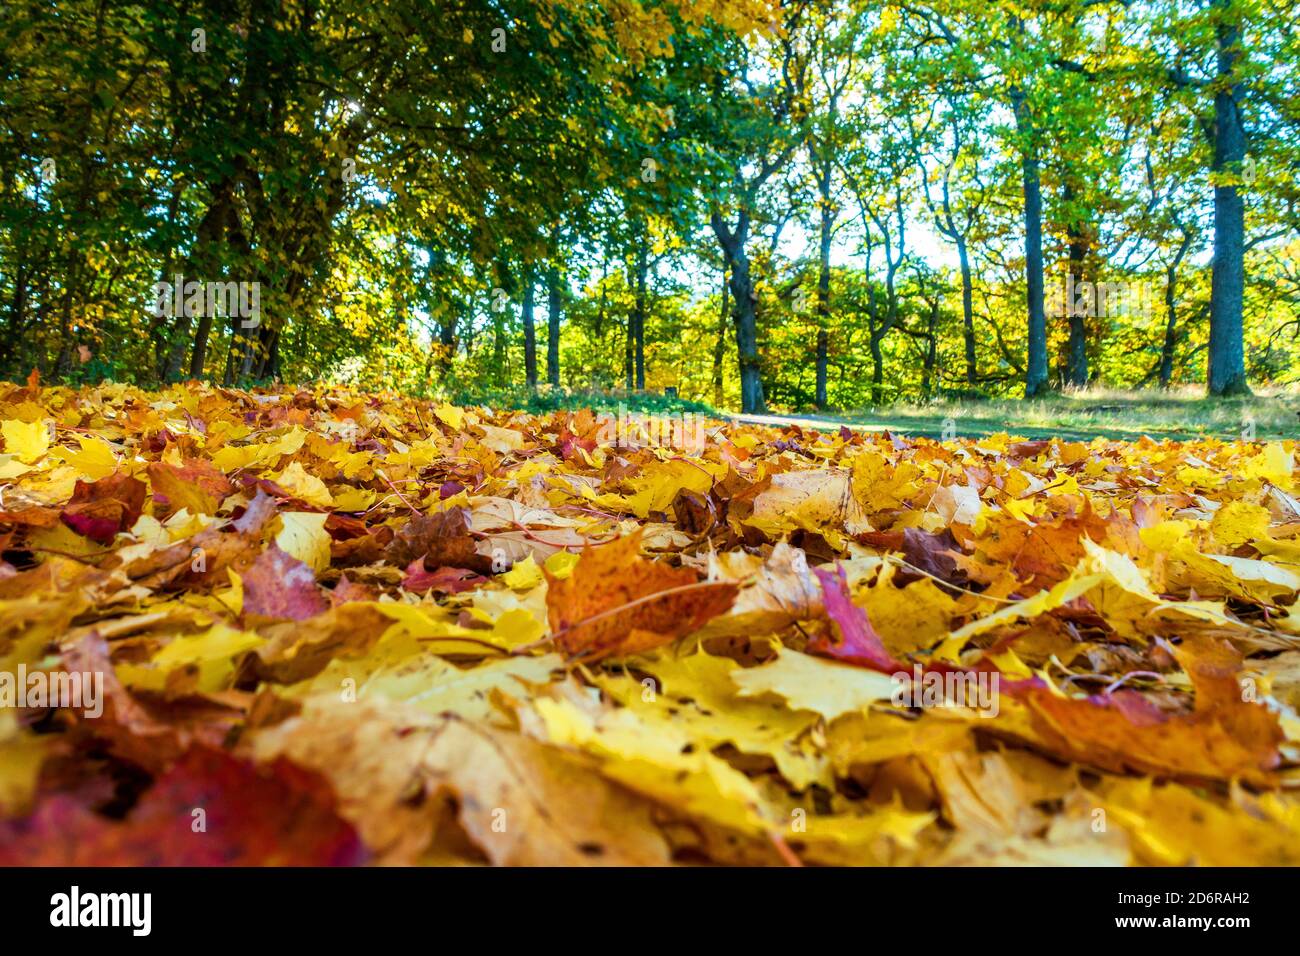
[904, 92, 994, 386]
[680, 2, 811, 412]
[804, 0, 861, 409]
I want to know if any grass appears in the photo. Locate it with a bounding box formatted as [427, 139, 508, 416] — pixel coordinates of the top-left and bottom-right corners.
[734, 386, 1300, 442]
[446, 384, 716, 417]
[440, 382, 1295, 442]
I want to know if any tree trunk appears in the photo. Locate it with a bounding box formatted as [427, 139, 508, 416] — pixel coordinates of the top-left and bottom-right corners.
[1064, 204, 1090, 388]
[815, 331, 828, 408]
[731, 257, 764, 413]
[546, 264, 561, 387]
[492, 311, 506, 385]
[439, 315, 456, 374]
[1207, 0, 1250, 396]
[522, 274, 537, 389]
[190, 310, 215, 380]
[2, 263, 29, 375]
[869, 330, 884, 406]
[426, 246, 457, 376]
[1011, 85, 1049, 398]
[956, 238, 976, 385]
[1160, 232, 1193, 389]
[922, 294, 939, 398]
[624, 314, 634, 391]
[149, 184, 183, 382]
[870, 261, 900, 406]
[632, 228, 648, 390]
[863, 239, 882, 406]
[710, 210, 764, 413]
[713, 268, 727, 407]
[815, 157, 833, 410]
[1159, 264, 1179, 389]
[253, 325, 278, 380]
[163, 188, 229, 381]
[241, 261, 287, 382]
[53, 273, 79, 379]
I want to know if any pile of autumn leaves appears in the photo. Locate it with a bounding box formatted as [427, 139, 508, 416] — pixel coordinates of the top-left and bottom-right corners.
[1, 376, 1299, 866]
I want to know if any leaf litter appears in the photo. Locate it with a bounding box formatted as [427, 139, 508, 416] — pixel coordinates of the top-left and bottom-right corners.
[1, 377, 1299, 865]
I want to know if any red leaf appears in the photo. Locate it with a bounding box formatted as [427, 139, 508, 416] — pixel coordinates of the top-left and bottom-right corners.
[0, 746, 366, 865]
[242, 545, 328, 621]
[809, 565, 1045, 700]
[329, 573, 379, 605]
[402, 559, 485, 594]
[558, 430, 598, 461]
[808, 564, 901, 673]
[60, 471, 148, 543]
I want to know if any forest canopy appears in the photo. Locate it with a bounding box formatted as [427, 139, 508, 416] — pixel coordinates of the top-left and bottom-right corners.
[2, 0, 1298, 412]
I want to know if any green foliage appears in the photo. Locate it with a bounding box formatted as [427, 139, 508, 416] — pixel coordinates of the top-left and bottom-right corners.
[0, 0, 1296, 406]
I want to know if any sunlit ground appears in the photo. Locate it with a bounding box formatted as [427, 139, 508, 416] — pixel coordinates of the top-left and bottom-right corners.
[743, 387, 1300, 442]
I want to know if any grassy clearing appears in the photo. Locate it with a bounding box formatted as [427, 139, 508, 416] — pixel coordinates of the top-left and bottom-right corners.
[737, 387, 1300, 442]
[444, 383, 1295, 442]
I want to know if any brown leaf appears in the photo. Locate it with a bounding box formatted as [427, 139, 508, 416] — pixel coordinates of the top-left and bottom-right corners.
[127, 490, 277, 590]
[60, 636, 245, 774]
[247, 603, 392, 684]
[385, 506, 490, 572]
[251, 704, 671, 865]
[147, 459, 234, 517]
[546, 529, 737, 660]
[1025, 636, 1283, 786]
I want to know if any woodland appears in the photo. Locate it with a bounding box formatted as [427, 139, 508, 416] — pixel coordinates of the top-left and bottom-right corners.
[0, 1, 1298, 870]
[2, 0, 1298, 410]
